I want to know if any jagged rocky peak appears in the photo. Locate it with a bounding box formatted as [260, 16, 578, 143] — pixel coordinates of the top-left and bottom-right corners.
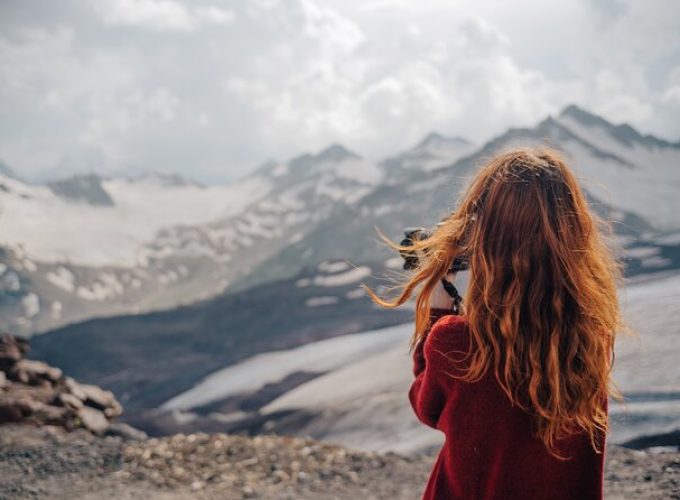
[288, 143, 361, 172]
[316, 143, 361, 162]
[534, 115, 567, 133]
[558, 103, 607, 127]
[558, 103, 680, 149]
[47, 173, 114, 206]
[415, 132, 471, 150]
[380, 131, 475, 173]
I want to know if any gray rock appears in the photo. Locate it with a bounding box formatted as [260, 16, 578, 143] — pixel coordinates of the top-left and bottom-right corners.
[55, 392, 84, 410]
[0, 334, 125, 437]
[33, 403, 70, 424]
[10, 359, 62, 384]
[63, 376, 87, 401]
[0, 399, 23, 422]
[12, 397, 45, 415]
[104, 422, 148, 441]
[77, 406, 109, 435]
[103, 401, 123, 418]
[0, 334, 29, 369]
[80, 384, 117, 411]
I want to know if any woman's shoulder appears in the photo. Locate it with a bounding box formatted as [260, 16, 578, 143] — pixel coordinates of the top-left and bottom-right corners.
[426, 313, 469, 351]
[431, 312, 468, 333]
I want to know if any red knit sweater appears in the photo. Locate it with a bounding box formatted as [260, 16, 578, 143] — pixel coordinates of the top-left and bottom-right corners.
[409, 308, 606, 500]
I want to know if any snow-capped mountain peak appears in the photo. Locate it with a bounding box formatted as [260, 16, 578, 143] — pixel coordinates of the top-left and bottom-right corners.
[316, 143, 361, 162]
[289, 143, 361, 172]
[559, 104, 680, 150]
[381, 131, 475, 174]
[3, 104, 680, 337]
[414, 132, 471, 152]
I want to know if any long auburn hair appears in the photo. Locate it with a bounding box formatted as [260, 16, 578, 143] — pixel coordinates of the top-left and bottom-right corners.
[363, 147, 625, 457]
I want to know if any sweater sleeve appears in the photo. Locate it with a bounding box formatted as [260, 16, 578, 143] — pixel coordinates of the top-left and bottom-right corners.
[408, 308, 457, 429]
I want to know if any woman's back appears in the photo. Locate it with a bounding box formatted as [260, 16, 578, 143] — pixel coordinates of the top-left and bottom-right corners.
[411, 310, 606, 500]
[365, 147, 622, 499]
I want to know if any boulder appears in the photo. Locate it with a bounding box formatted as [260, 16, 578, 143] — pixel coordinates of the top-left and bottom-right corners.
[4, 383, 55, 405]
[0, 333, 134, 438]
[105, 422, 149, 441]
[12, 397, 46, 416]
[77, 406, 110, 435]
[0, 334, 29, 369]
[80, 383, 123, 417]
[80, 384, 117, 411]
[10, 359, 62, 384]
[63, 377, 87, 401]
[0, 399, 23, 422]
[54, 392, 84, 410]
[104, 402, 124, 418]
[33, 403, 70, 425]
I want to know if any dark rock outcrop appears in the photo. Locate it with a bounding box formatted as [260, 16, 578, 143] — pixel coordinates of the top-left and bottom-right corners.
[0, 333, 138, 438]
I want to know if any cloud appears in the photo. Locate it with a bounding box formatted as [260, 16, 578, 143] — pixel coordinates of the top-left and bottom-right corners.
[96, 0, 234, 31]
[0, 0, 678, 183]
[195, 5, 235, 25]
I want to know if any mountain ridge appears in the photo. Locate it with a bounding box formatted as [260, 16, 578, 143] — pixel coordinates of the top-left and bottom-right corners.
[2, 103, 680, 335]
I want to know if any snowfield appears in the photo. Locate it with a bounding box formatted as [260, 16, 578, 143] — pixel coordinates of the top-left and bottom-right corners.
[0, 174, 271, 267]
[160, 322, 413, 411]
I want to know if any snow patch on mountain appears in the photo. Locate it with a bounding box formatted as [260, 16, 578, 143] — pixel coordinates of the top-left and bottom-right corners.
[553, 106, 680, 229]
[311, 266, 371, 287]
[0, 173, 271, 267]
[22, 293, 40, 317]
[45, 267, 76, 292]
[160, 322, 412, 411]
[383, 132, 476, 173]
[305, 296, 339, 307]
[318, 260, 350, 273]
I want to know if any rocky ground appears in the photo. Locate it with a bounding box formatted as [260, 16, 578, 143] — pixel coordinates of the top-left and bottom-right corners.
[1, 333, 679, 499]
[0, 423, 678, 500]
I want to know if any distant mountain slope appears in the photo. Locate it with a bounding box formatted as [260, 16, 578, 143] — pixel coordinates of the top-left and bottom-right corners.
[0, 171, 270, 268]
[18, 105, 680, 453]
[232, 105, 678, 291]
[0, 145, 383, 335]
[27, 222, 680, 414]
[47, 173, 115, 206]
[380, 132, 476, 177]
[553, 105, 680, 229]
[3, 104, 679, 335]
[28, 257, 412, 409]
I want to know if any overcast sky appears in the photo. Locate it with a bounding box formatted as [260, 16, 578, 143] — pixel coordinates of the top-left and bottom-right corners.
[1, 0, 679, 183]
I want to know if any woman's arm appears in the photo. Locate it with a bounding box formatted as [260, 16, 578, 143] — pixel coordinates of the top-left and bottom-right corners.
[408, 307, 456, 429]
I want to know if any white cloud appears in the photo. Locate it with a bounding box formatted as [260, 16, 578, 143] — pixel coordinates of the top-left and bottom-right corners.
[0, 0, 678, 183]
[97, 0, 195, 31]
[96, 0, 235, 31]
[195, 6, 235, 25]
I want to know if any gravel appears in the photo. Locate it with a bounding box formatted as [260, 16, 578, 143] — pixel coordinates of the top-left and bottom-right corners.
[0, 424, 678, 499]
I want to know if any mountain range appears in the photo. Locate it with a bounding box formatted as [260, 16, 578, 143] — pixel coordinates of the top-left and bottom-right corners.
[3, 104, 680, 443]
[0, 102, 680, 448]
[3, 104, 679, 337]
